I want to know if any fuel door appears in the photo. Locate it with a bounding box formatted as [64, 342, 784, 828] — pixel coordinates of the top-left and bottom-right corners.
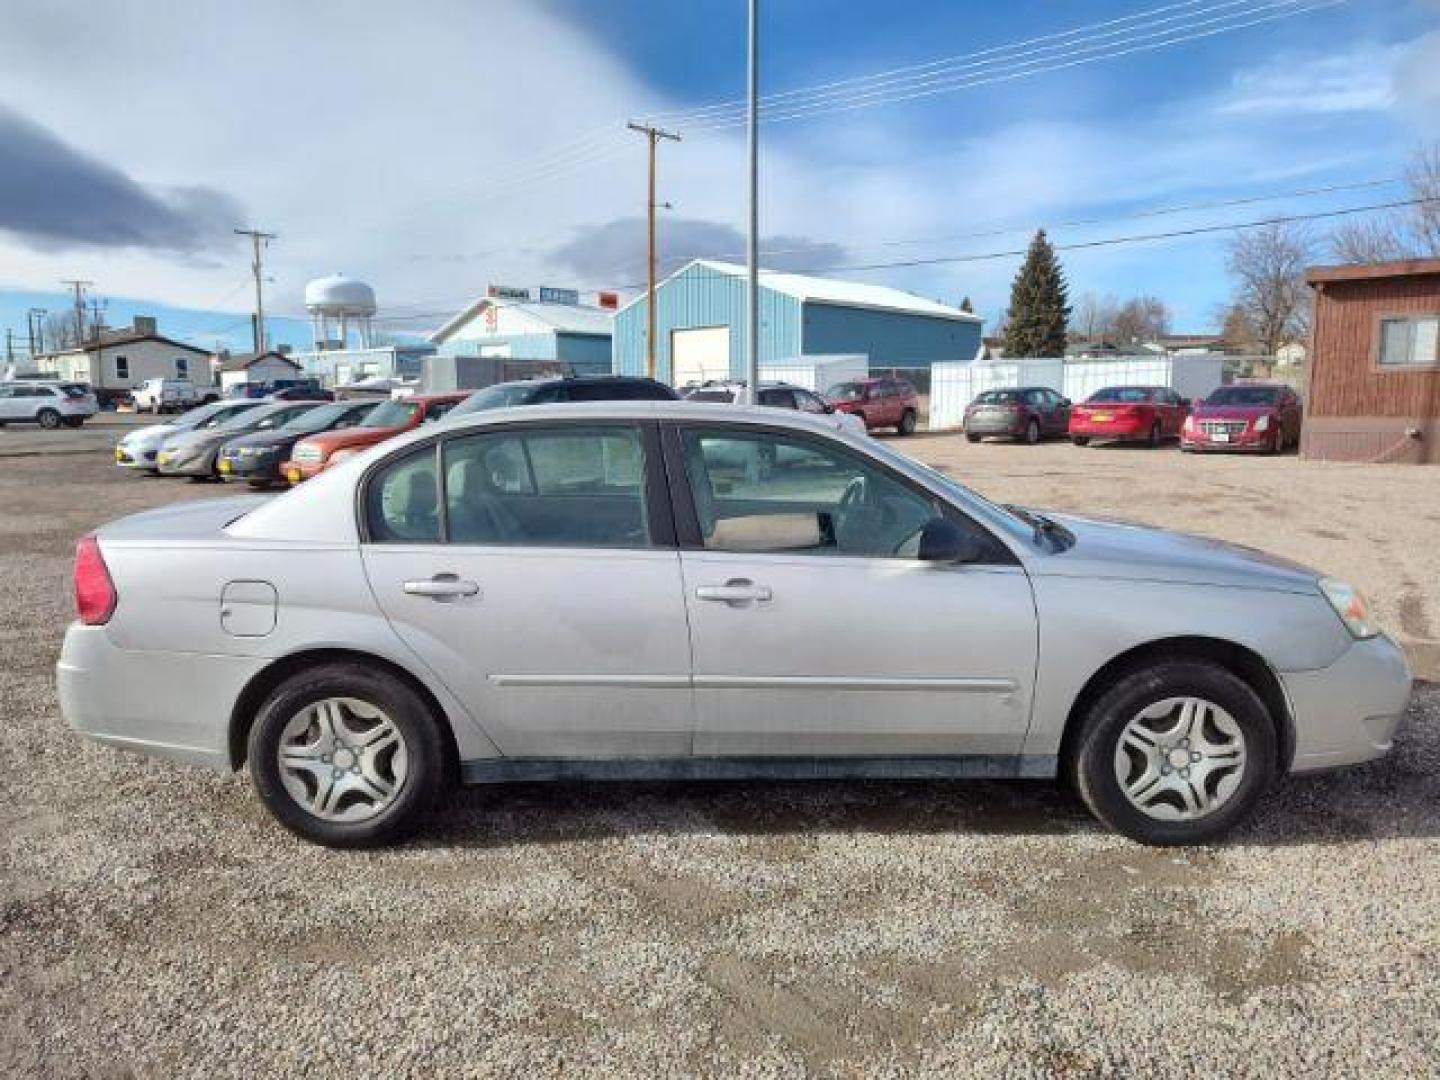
[221, 580, 277, 637]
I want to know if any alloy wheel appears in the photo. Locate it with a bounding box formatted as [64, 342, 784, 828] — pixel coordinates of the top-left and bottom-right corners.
[276, 697, 410, 822]
[1112, 696, 1247, 821]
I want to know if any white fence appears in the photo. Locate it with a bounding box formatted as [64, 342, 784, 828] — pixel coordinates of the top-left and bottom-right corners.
[762, 354, 868, 394]
[928, 355, 1226, 430]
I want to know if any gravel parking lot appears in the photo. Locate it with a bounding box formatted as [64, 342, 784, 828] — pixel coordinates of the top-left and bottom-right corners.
[2, 435, 1437, 1077]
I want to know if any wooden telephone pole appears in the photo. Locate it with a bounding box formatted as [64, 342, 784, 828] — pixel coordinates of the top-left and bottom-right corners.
[626, 121, 681, 380]
[234, 228, 277, 355]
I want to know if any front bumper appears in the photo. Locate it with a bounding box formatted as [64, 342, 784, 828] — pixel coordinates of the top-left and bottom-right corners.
[1181, 425, 1271, 451]
[114, 442, 160, 469]
[281, 458, 325, 484]
[217, 453, 283, 482]
[57, 623, 268, 771]
[1281, 633, 1413, 772]
[157, 444, 218, 476]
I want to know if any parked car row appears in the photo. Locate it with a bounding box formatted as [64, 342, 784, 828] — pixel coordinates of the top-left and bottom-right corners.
[962, 382, 1303, 455]
[681, 375, 920, 435]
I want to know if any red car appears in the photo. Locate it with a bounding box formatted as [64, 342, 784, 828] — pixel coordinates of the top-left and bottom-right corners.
[825, 377, 920, 435]
[1069, 385, 1189, 447]
[1181, 383, 1302, 454]
[281, 392, 468, 483]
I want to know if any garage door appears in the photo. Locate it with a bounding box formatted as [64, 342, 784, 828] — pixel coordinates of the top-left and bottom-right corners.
[671, 326, 731, 388]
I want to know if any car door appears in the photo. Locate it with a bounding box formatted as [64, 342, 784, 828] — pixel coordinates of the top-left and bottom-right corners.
[0, 385, 20, 421]
[360, 420, 694, 758]
[667, 421, 1038, 758]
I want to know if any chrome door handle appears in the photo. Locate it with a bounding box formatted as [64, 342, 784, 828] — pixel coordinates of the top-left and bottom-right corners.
[695, 579, 772, 606]
[403, 574, 480, 601]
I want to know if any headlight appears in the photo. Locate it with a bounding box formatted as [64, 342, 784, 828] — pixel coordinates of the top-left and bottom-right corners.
[293, 444, 323, 463]
[1319, 578, 1380, 639]
[1253, 414, 1271, 432]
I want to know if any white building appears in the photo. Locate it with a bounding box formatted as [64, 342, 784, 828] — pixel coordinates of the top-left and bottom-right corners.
[41, 318, 215, 403]
[218, 350, 305, 392]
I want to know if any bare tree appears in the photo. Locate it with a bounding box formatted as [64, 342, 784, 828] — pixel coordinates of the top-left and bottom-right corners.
[1331, 217, 1410, 264]
[1111, 295, 1171, 344]
[1328, 142, 1440, 264]
[1215, 302, 1257, 351]
[1408, 142, 1440, 257]
[1225, 221, 1315, 355]
[41, 311, 86, 351]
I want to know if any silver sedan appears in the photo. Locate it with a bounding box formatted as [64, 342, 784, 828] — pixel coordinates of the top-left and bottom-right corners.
[58, 402, 1411, 848]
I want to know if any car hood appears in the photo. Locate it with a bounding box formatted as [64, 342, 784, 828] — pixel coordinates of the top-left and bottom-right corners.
[1192, 404, 1275, 419]
[162, 427, 239, 451]
[121, 422, 176, 445]
[97, 495, 269, 546]
[1032, 510, 1320, 593]
[296, 424, 403, 453]
[222, 429, 304, 451]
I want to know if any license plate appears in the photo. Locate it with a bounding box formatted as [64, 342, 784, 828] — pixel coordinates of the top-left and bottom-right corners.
[1212, 431, 1229, 443]
[1091, 412, 1112, 422]
[217, 459, 231, 473]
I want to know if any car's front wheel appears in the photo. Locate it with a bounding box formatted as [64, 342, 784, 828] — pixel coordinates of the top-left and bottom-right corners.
[1070, 659, 1276, 846]
[247, 663, 447, 848]
[1023, 418, 1041, 445]
[897, 408, 917, 435]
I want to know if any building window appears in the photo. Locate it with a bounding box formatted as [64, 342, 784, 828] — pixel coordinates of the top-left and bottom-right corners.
[1378, 316, 1440, 368]
[114, 355, 129, 380]
[175, 356, 189, 379]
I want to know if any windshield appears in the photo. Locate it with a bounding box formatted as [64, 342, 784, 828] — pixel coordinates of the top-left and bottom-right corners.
[449, 384, 540, 417]
[364, 399, 422, 427]
[974, 389, 1022, 405]
[1205, 386, 1281, 406]
[827, 381, 867, 402]
[281, 401, 358, 432]
[1087, 387, 1151, 403]
[218, 404, 286, 431]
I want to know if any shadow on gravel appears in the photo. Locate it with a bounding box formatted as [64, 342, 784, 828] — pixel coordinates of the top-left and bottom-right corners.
[418, 701, 1437, 852]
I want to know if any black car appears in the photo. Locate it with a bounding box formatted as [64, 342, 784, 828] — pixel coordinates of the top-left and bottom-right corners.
[216, 399, 381, 487]
[447, 375, 678, 419]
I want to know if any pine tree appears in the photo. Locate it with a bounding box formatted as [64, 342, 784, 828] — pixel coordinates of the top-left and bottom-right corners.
[959, 295, 974, 313]
[1001, 230, 1070, 357]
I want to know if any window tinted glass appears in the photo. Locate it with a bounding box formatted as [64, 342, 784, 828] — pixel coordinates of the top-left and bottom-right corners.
[827, 381, 866, 402]
[442, 426, 650, 547]
[758, 388, 795, 408]
[366, 400, 421, 427]
[424, 400, 457, 421]
[1205, 386, 1281, 406]
[794, 390, 829, 414]
[366, 447, 441, 543]
[686, 388, 735, 403]
[974, 390, 1021, 405]
[680, 428, 938, 558]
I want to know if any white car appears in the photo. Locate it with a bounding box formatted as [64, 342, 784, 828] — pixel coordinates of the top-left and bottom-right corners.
[59, 402, 1411, 849]
[115, 399, 266, 472]
[130, 378, 202, 414]
[0, 380, 98, 428]
[684, 380, 869, 436]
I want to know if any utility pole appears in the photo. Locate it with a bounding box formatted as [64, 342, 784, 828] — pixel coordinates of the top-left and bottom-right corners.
[61, 279, 93, 346]
[27, 307, 46, 357]
[745, 0, 761, 403]
[234, 227, 277, 355]
[626, 121, 681, 380]
[5, 329, 13, 367]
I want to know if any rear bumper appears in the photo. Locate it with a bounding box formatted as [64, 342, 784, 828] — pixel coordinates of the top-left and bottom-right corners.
[1070, 419, 1148, 439]
[964, 415, 1025, 436]
[1281, 633, 1413, 772]
[57, 623, 267, 771]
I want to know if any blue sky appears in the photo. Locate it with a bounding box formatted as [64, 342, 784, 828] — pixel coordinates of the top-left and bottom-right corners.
[0, 0, 1436, 356]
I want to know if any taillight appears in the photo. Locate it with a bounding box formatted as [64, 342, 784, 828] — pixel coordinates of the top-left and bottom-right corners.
[74, 535, 117, 625]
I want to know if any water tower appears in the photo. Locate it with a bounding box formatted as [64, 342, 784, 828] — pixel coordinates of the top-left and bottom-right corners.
[304, 274, 377, 350]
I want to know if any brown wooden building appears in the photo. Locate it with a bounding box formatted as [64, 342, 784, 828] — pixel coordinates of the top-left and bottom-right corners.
[1303, 258, 1440, 464]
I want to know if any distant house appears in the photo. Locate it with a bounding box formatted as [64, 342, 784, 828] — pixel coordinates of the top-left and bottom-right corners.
[218, 350, 304, 393]
[430, 292, 613, 374]
[1065, 340, 1154, 359]
[39, 317, 214, 403]
[1302, 258, 1440, 464]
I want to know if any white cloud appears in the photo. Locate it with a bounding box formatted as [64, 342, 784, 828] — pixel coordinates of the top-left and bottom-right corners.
[1216, 46, 1400, 116]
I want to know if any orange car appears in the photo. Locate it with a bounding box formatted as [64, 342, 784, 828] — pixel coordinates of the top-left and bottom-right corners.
[281, 392, 467, 483]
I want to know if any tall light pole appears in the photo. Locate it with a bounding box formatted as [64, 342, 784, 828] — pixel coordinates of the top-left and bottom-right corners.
[627, 121, 681, 380]
[744, 0, 760, 403]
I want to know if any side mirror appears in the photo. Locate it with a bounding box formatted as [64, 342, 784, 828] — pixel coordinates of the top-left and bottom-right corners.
[917, 518, 984, 564]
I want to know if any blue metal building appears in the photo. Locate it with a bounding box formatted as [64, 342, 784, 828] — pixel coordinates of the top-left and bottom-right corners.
[613, 259, 982, 383]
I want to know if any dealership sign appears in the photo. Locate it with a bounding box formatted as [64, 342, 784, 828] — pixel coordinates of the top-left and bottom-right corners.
[487, 285, 531, 301]
[538, 286, 580, 306]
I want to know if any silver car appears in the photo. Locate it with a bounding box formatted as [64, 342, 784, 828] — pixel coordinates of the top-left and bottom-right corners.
[155, 401, 320, 478]
[58, 402, 1411, 848]
[115, 399, 266, 472]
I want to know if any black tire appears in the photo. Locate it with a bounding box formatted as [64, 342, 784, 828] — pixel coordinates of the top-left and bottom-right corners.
[36, 408, 61, 430]
[1147, 422, 1162, 448]
[897, 409, 917, 436]
[965, 432, 981, 444]
[248, 662, 447, 848]
[1071, 436, 1090, 447]
[1070, 659, 1277, 846]
[1266, 427, 1283, 455]
[1023, 418, 1041, 445]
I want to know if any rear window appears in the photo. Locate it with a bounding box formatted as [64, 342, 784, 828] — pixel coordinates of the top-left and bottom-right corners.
[974, 390, 1021, 405]
[1205, 386, 1281, 406]
[57, 384, 90, 398]
[1087, 387, 1151, 403]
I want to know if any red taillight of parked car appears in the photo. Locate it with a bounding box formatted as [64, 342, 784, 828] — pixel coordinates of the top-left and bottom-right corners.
[75, 535, 117, 625]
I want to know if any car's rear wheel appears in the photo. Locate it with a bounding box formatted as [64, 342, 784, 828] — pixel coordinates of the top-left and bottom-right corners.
[897, 409, 917, 436]
[248, 663, 446, 848]
[1023, 418, 1041, 445]
[36, 408, 61, 430]
[1071, 436, 1090, 447]
[965, 432, 981, 443]
[1070, 659, 1276, 846]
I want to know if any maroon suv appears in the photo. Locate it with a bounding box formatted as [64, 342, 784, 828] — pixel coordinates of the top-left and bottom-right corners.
[825, 377, 920, 435]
